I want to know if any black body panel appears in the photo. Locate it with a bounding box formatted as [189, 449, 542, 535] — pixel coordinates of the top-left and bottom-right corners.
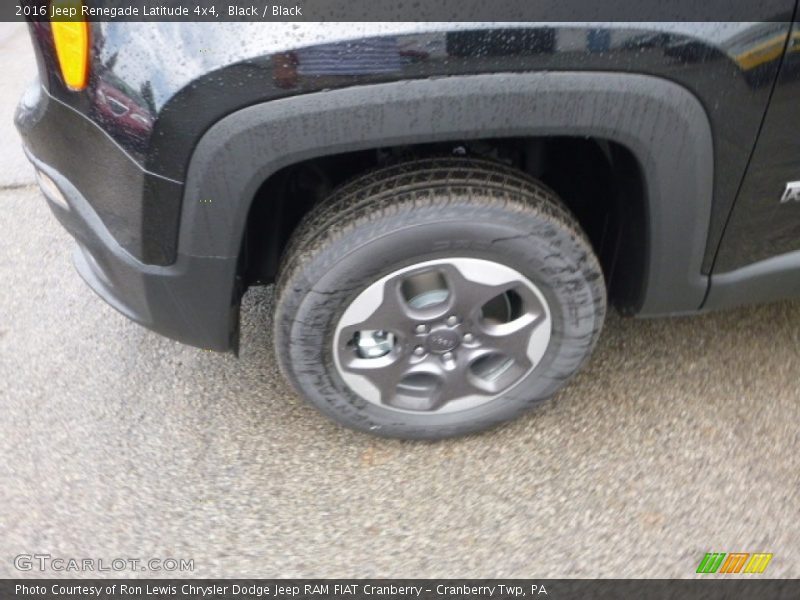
[18, 129, 238, 351]
[713, 20, 800, 272]
[15, 80, 182, 265]
[704, 19, 800, 311]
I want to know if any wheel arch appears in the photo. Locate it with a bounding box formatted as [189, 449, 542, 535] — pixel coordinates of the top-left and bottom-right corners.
[181, 71, 713, 348]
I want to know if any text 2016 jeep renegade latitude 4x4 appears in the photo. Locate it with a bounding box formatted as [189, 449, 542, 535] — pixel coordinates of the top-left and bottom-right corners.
[16, 17, 800, 438]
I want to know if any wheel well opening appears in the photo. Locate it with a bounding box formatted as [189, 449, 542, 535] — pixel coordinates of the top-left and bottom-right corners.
[240, 137, 647, 313]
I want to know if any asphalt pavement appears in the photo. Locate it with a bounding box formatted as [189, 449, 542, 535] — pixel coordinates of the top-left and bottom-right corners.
[1, 23, 799, 578]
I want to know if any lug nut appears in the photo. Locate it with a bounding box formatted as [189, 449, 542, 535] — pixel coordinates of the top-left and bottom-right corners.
[446, 315, 459, 326]
[415, 324, 428, 334]
[442, 351, 454, 361]
[413, 345, 426, 356]
[463, 333, 474, 343]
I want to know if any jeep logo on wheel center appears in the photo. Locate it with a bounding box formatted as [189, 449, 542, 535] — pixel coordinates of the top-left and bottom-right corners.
[427, 330, 461, 353]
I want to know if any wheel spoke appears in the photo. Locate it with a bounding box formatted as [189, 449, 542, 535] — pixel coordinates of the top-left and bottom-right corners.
[438, 263, 520, 321]
[438, 262, 547, 326]
[436, 356, 495, 406]
[342, 352, 450, 411]
[340, 352, 409, 403]
[389, 363, 448, 412]
[337, 277, 417, 338]
[482, 310, 547, 367]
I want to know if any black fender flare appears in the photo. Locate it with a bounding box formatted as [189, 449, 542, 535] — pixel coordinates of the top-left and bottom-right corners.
[180, 71, 713, 348]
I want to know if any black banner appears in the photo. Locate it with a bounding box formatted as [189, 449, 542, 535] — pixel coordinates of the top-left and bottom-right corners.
[6, 0, 799, 22]
[3, 580, 800, 600]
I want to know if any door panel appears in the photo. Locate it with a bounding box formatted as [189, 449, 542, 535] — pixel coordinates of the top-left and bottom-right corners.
[713, 21, 800, 272]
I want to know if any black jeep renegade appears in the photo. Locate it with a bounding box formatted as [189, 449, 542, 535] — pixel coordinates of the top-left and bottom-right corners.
[16, 16, 800, 437]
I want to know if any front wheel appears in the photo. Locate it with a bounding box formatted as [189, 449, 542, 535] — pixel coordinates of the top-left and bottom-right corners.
[274, 158, 606, 439]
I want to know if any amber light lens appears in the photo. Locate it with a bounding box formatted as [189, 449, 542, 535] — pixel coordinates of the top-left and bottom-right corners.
[50, 0, 89, 90]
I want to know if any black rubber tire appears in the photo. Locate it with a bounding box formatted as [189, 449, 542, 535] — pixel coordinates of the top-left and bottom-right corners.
[274, 158, 606, 439]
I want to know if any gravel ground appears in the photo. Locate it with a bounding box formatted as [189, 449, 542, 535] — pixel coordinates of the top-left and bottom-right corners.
[1, 23, 798, 578]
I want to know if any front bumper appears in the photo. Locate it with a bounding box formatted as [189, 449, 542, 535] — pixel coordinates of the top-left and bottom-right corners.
[16, 80, 239, 352]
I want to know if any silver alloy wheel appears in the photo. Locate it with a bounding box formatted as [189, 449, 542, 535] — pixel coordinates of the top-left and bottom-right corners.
[333, 258, 552, 414]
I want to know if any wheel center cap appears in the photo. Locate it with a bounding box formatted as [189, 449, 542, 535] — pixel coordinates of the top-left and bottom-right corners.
[426, 329, 461, 353]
